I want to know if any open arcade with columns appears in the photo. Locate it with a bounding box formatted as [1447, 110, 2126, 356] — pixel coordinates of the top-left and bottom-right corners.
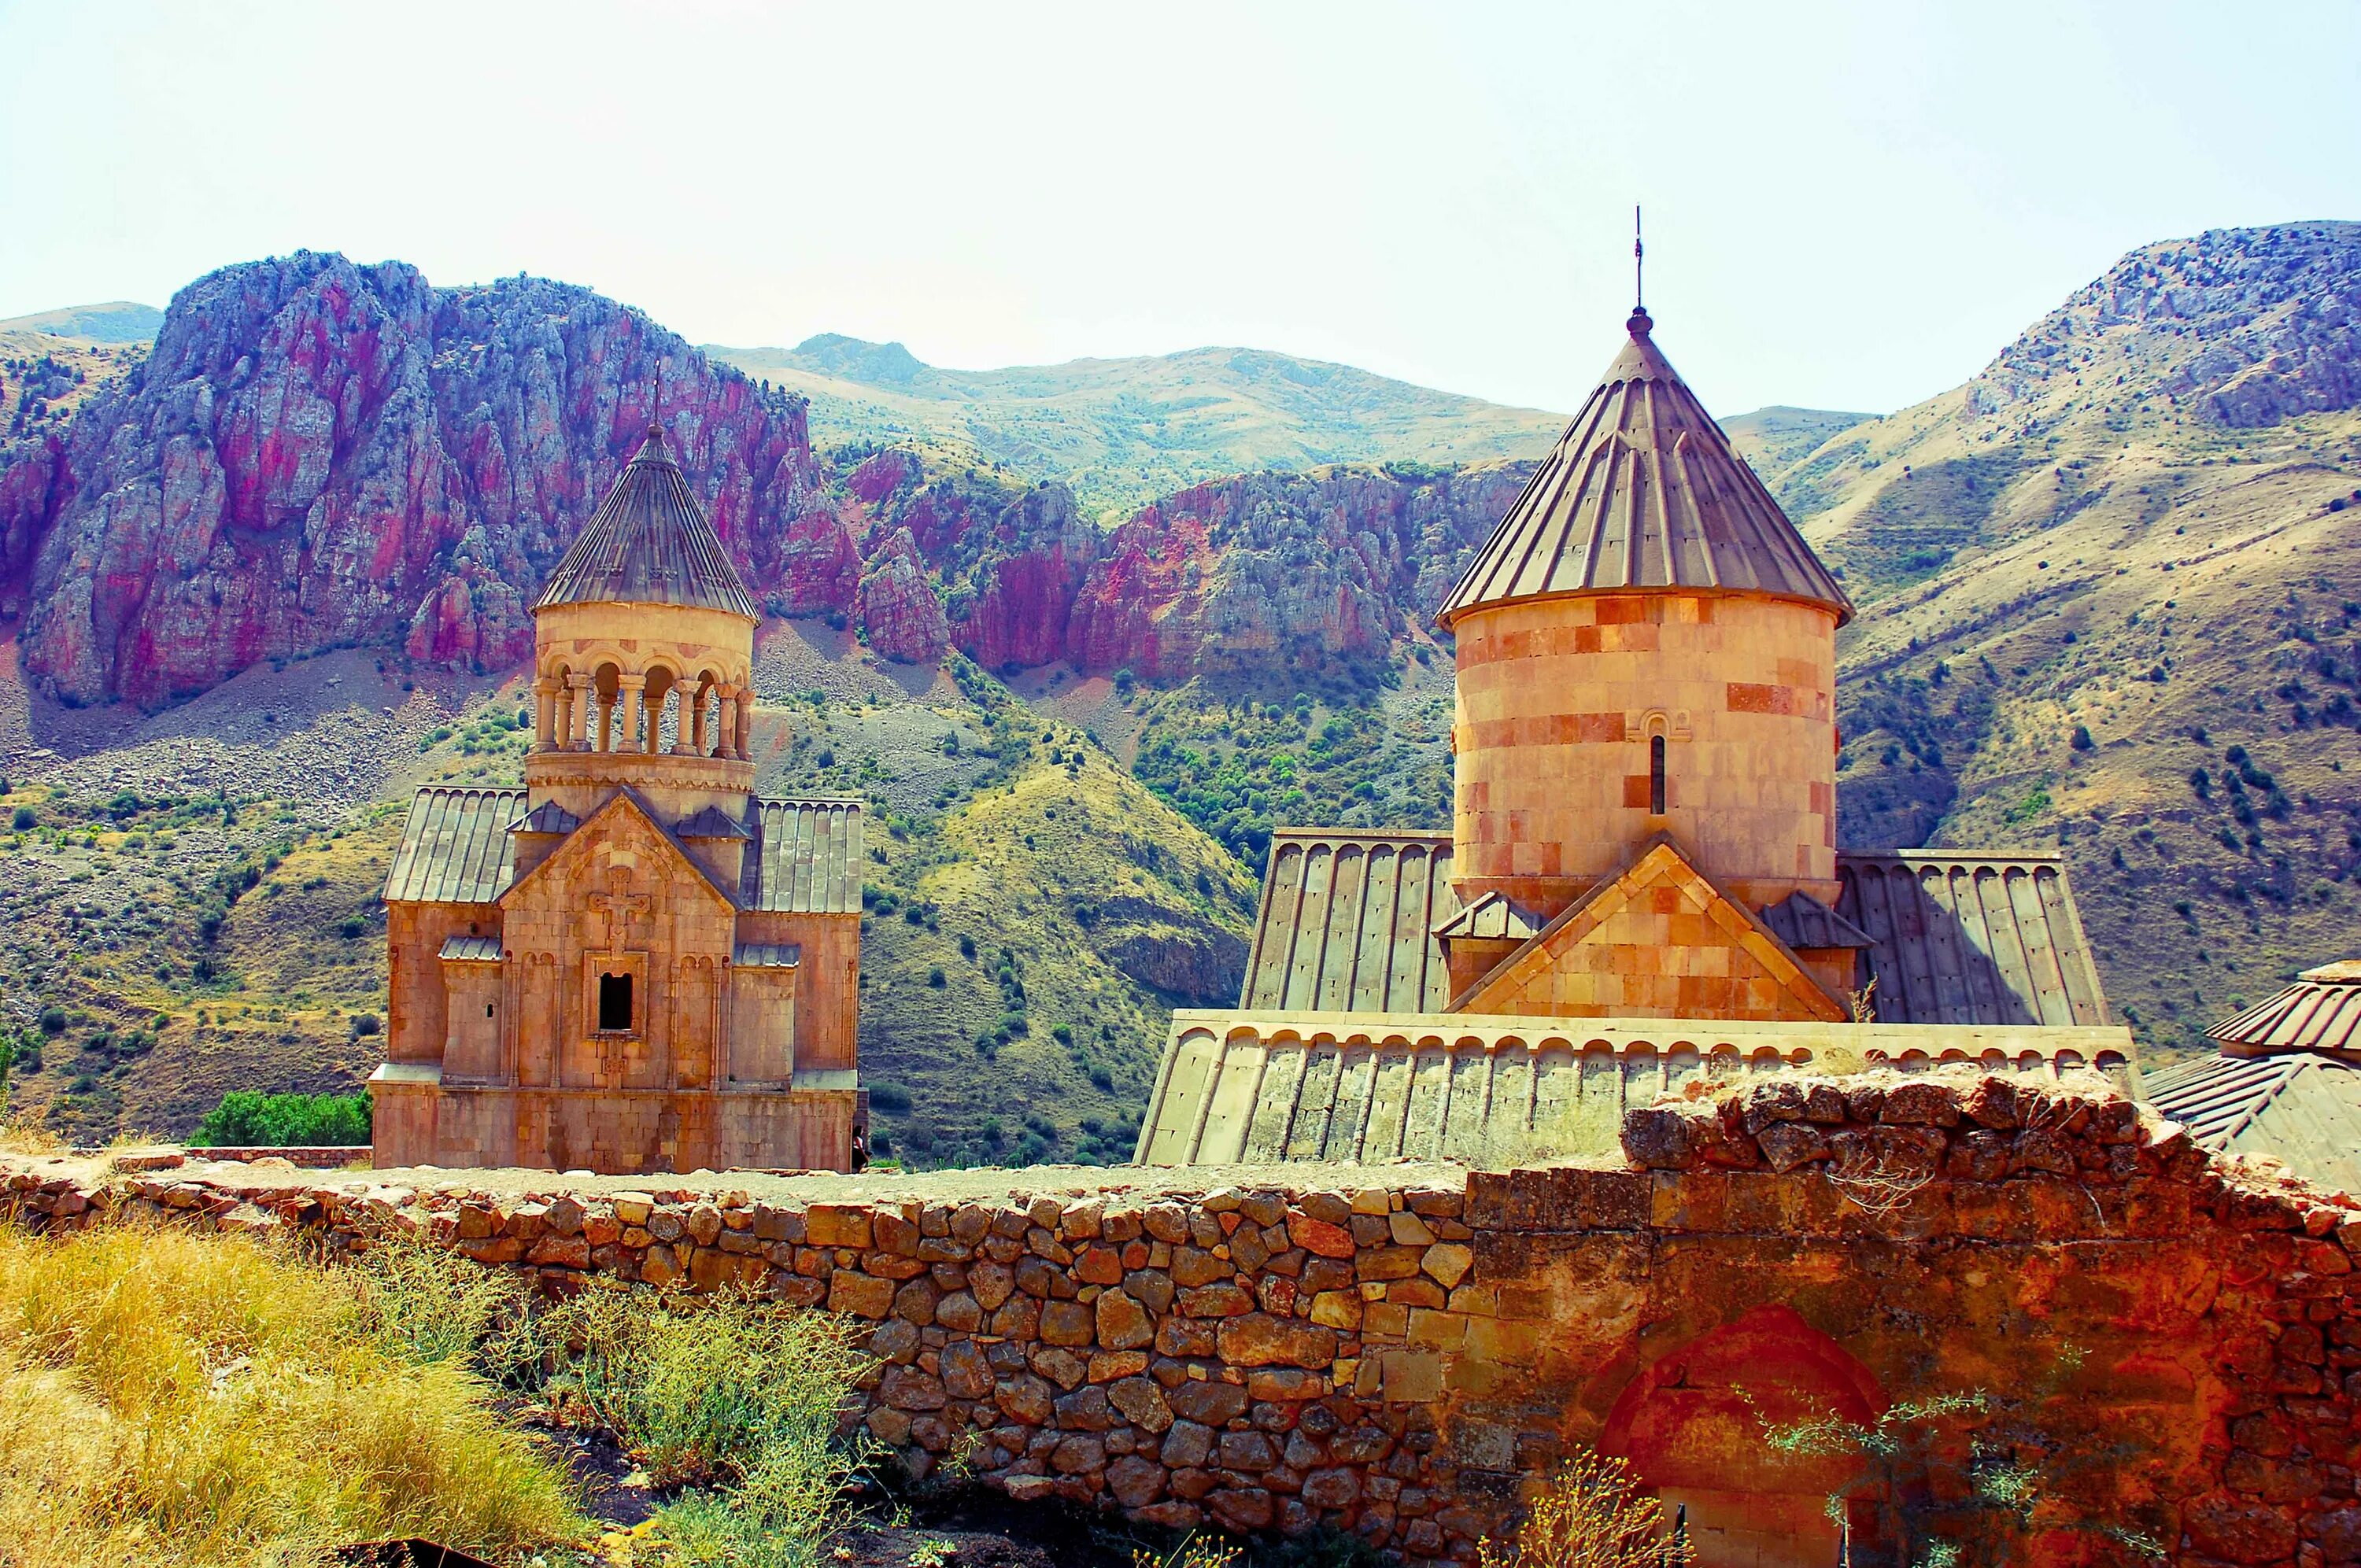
[368, 427, 866, 1175]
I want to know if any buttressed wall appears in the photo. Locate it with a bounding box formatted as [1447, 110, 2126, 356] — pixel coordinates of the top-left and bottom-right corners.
[31, 1070, 2361, 1568]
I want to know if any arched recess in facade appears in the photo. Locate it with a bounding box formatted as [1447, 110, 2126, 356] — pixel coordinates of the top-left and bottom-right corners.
[1599, 1304, 1885, 1568]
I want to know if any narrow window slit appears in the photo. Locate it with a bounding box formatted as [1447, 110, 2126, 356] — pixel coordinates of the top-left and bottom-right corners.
[1650, 734, 1667, 815]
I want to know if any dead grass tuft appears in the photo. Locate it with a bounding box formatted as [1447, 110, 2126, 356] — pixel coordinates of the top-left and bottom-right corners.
[0, 1219, 585, 1568]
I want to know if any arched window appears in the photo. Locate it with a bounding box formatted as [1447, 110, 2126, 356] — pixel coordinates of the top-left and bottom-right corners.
[597, 972, 634, 1032]
[1650, 734, 1667, 814]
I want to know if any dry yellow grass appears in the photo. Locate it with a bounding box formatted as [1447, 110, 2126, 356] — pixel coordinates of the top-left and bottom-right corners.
[0, 1220, 585, 1568]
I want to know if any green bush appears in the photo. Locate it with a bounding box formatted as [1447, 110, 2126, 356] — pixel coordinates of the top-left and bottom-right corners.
[9, 807, 33, 831]
[194, 1089, 372, 1146]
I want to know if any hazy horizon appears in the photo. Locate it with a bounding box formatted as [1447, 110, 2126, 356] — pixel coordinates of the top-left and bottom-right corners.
[3, 1, 2357, 417]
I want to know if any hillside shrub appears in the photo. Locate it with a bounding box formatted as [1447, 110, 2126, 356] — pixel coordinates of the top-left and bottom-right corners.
[195, 1090, 371, 1146]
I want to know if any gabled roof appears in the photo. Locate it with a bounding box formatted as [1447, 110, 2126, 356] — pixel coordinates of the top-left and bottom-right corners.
[1835, 852, 2108, 1028]
[742, 798, 864, 914]
[1449, 835, 1847, 1022]
[1237, 830, 1460, 1014]
[386, 788, 528, 904]
[1432, 891, 1543, 943]
[1222, 829, 2110, 1029]
[1438, 308, 1852, 629]
[2208, 960, 2361, 1055]
[499, 786, 739, 913]
[439, 934, 503, 962]
[511, 801, 579, 835]
[2142, 1050, 2361, 1194]
[534, 426, 759, 618]
[1761, 890, 1875, 950]
[678, 805, 752, 840]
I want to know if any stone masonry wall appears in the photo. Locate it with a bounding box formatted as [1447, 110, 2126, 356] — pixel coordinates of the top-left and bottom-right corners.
[9, 1072, 2361, 1568]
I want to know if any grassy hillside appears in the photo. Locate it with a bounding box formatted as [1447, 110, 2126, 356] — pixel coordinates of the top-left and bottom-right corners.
[0, 642, 1255, 1165]
[0, 301, 163, 342]
[710, 335, 1567, 516]
[1790, 223, 2361, 1061]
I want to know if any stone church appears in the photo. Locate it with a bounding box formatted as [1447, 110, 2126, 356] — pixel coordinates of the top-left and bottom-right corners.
[368, 427, 864, 1174]
[1139, 306, 2134, 1167]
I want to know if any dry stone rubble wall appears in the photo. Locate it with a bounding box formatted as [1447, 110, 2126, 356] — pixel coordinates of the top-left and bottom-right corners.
[8, 1071, 2361, 1568]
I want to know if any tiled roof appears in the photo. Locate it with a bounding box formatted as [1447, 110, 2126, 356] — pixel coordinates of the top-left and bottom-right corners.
[386, 788, 527, 904]
[1432, 891, 1543, 943]
[678, 805, 753, 840]
[1238, 831, 1460, 1015]
[1139, 1009, 2137, 1168]
[2208, 961, 2361, 1055]
[743, 798, 863, 914]
[438, 934, 504, 962]
[733, 942, 802, 968]
[1437, 309, 1852, 629]
[1835, 852, 2108, 1028]
[1761, 890, 1875, 950]
[2142, 1050, 2361, 1194]
[511, 801, 578, 835]
[535, 426, 759, 618]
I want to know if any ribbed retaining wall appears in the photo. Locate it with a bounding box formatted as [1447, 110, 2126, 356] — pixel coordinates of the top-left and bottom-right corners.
[9, 1072, 2360, 1568]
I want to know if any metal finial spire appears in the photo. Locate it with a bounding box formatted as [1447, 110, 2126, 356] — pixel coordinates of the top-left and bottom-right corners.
[1634, 204, 1645, 311]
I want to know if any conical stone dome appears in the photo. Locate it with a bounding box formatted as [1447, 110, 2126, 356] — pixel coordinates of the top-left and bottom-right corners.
[1439, 308, 1851, 629]
[536, 426, 760, 618]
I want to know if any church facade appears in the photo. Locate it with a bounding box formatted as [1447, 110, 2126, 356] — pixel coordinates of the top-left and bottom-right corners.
[1138, 307, 2132, 1168]
[368, 428, 864, 1175]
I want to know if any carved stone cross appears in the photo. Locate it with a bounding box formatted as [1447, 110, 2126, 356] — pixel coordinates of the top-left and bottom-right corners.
[587, 869, 652, 953]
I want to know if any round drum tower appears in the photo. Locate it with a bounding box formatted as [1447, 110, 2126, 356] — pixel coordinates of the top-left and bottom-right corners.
[1438, 308, 1853, 921]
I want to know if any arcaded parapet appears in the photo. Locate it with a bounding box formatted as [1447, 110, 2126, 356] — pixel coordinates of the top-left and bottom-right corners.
[12, 1069, 2353, 1568]
[1450, 591, 1838, 917]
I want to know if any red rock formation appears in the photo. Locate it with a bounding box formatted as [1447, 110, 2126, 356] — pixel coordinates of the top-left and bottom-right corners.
[12, 252, 815, 708]
[854, 528, 951, 663]
[0, 254, 1531, 708]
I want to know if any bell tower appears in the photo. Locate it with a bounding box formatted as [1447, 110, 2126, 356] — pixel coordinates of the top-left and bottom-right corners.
[523, 426, 767, 883]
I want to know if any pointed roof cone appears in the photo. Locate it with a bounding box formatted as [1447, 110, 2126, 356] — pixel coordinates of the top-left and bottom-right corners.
[534, 425, 760, 617]
[1438, 308, 1852, 629]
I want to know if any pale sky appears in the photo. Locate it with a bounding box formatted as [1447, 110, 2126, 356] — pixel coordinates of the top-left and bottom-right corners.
[2, 1, 2356, 416]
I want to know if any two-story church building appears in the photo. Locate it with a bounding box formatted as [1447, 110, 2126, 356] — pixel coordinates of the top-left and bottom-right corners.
[368, 427, 864, 1174]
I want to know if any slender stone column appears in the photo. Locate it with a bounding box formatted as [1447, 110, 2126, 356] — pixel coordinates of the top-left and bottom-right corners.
[671, 688, 698, 756]
[618, 675, 647, 754]
[715, 684, 738, 758]
[735, 691, 755, 761]
[567, 673, 595, 751]
[532, 680, 556, 753]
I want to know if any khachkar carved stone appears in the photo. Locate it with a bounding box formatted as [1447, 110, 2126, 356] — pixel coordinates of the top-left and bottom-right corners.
[370, 426, 866, 1175]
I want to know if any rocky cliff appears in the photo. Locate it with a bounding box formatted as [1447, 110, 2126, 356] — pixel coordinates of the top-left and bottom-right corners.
[0, 256, 1531, 709]
[0, 253, 819, 708]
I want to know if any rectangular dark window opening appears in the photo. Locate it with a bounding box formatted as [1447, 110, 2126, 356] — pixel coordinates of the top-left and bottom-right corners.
[1650, 735, 1667, 815]
[597, 972, 634, 1031]
[485, 1002, 496, 1019]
